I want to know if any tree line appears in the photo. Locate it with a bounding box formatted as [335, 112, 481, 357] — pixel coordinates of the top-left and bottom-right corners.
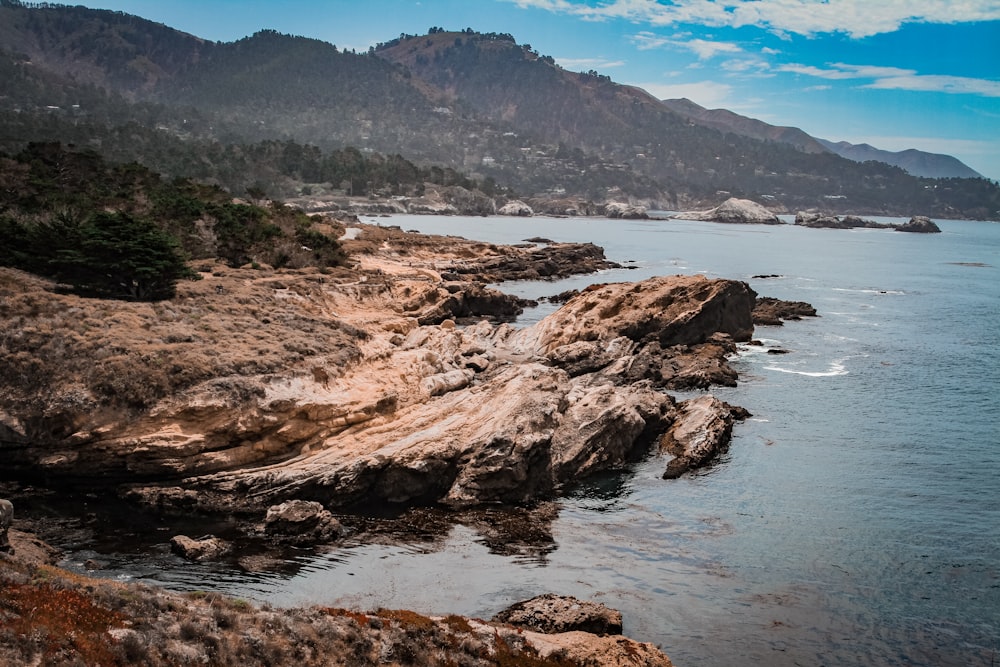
[0, 143, 349, 301]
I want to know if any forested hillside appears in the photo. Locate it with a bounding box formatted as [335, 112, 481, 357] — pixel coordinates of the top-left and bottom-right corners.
[1, 1, 998, 218]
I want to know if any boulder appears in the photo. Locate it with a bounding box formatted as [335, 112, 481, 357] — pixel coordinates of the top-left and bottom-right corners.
[895, 216, 941, 233]
[660, 395, 745, 479]
[498, 199, 534, 216]
[674, 198, 780, 224]
[493, 594, 623, 636]
[263, 499, 342, 545]
[604, 202, 648, 219]
[169, 534, 230, 561]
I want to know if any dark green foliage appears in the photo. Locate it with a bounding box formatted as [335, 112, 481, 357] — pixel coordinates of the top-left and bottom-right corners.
[0, 210, 196, 300]
[296, 226, 348, 268]
[0, 143, 350, 298]
[210, 203, 279, 267]
[55, 211, 196, 300]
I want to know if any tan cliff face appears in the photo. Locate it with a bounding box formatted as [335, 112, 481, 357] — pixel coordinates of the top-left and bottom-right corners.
[0, 224, 756, 515]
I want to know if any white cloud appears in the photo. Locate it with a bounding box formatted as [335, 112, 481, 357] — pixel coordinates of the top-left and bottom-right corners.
[865, 74, 1000, 97]
[631, 80, 734, 107]
[684, 38, 742, 59]
[557, 57, 627, 70]
[721, 58, 771, 74]
[778, 62, 1000, 97]
[631, 32, 741, 59]
[504, 0, 1000, 38]
[631, 31, 670, 50]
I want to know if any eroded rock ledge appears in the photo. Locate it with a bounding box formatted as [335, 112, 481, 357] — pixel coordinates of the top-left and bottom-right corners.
[0, 223, 780, 525]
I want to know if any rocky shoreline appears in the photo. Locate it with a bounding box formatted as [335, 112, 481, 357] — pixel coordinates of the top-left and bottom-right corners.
[0, 527, 672, 666]
[0, 220, 816, 666]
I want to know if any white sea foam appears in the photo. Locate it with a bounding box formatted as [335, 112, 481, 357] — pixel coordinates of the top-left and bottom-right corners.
[764, 357, 849, 377]
[832, 288, 905, 295]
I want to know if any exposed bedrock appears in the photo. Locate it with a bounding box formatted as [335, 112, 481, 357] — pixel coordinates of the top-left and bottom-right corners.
[1, 264, 762, 517]
[753, 296, 819, 326]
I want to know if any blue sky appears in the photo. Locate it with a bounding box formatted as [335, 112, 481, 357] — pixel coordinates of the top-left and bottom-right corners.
[78, 0, 1000, 180]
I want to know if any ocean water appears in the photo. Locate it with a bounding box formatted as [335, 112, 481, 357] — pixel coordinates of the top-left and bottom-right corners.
[53, 215, 1000, 666]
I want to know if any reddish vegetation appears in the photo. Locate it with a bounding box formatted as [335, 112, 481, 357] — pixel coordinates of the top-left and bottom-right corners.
[0, 577, 126, 665]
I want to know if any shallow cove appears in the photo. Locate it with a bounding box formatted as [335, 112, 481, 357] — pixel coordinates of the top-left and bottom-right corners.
[17, 215, 1000, 667]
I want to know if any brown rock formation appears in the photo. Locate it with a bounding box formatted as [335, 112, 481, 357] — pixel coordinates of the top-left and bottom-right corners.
[493, 594, 624, 636]
[753, 296, 818, 325]
[169, 534, 230, 561]
[0, 225, 762, 520]
[660, 395, 746, 479]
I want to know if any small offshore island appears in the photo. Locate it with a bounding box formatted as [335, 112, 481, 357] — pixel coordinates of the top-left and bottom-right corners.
[0, 207, 816, 666]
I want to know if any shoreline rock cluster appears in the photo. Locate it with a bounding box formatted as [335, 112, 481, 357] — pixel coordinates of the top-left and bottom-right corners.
[666, 197, 943, 232]
[795, 211, 942, 233]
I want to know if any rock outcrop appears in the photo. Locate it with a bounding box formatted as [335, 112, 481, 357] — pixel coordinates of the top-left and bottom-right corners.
[895, 215, 941, 233]
[660, 395, 745, 479]
[673, 197, 781, 225]
[498, 199, 534, 216]
[753, 297, 818, 325]
[493, 594, 624, 636]
[439, 241, 620, 283]
[262, 499, 342, 545]
[795, 211, 886, 229]
[169, 534, 230, 561]
[604, 202, 648, 219]
[795, 211, 942, 234]
[0, 224, 773, 524]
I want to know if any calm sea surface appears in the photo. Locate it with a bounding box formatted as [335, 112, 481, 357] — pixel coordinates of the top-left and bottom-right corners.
[55, 215, 1000, 666]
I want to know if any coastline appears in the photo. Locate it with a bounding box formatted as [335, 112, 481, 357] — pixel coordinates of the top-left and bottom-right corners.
[0, 218, 818, 666]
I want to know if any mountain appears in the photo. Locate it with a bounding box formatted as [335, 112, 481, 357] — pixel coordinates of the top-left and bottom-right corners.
[816, 139, 982, 179]
[0, 1, 998, 219]
[661, 98, 828, 154]
[661, 97, 982, 180]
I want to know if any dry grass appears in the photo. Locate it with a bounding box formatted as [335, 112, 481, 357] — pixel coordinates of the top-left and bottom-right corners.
[0, 556, 597, 667]
[0, 264, 365, 441]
